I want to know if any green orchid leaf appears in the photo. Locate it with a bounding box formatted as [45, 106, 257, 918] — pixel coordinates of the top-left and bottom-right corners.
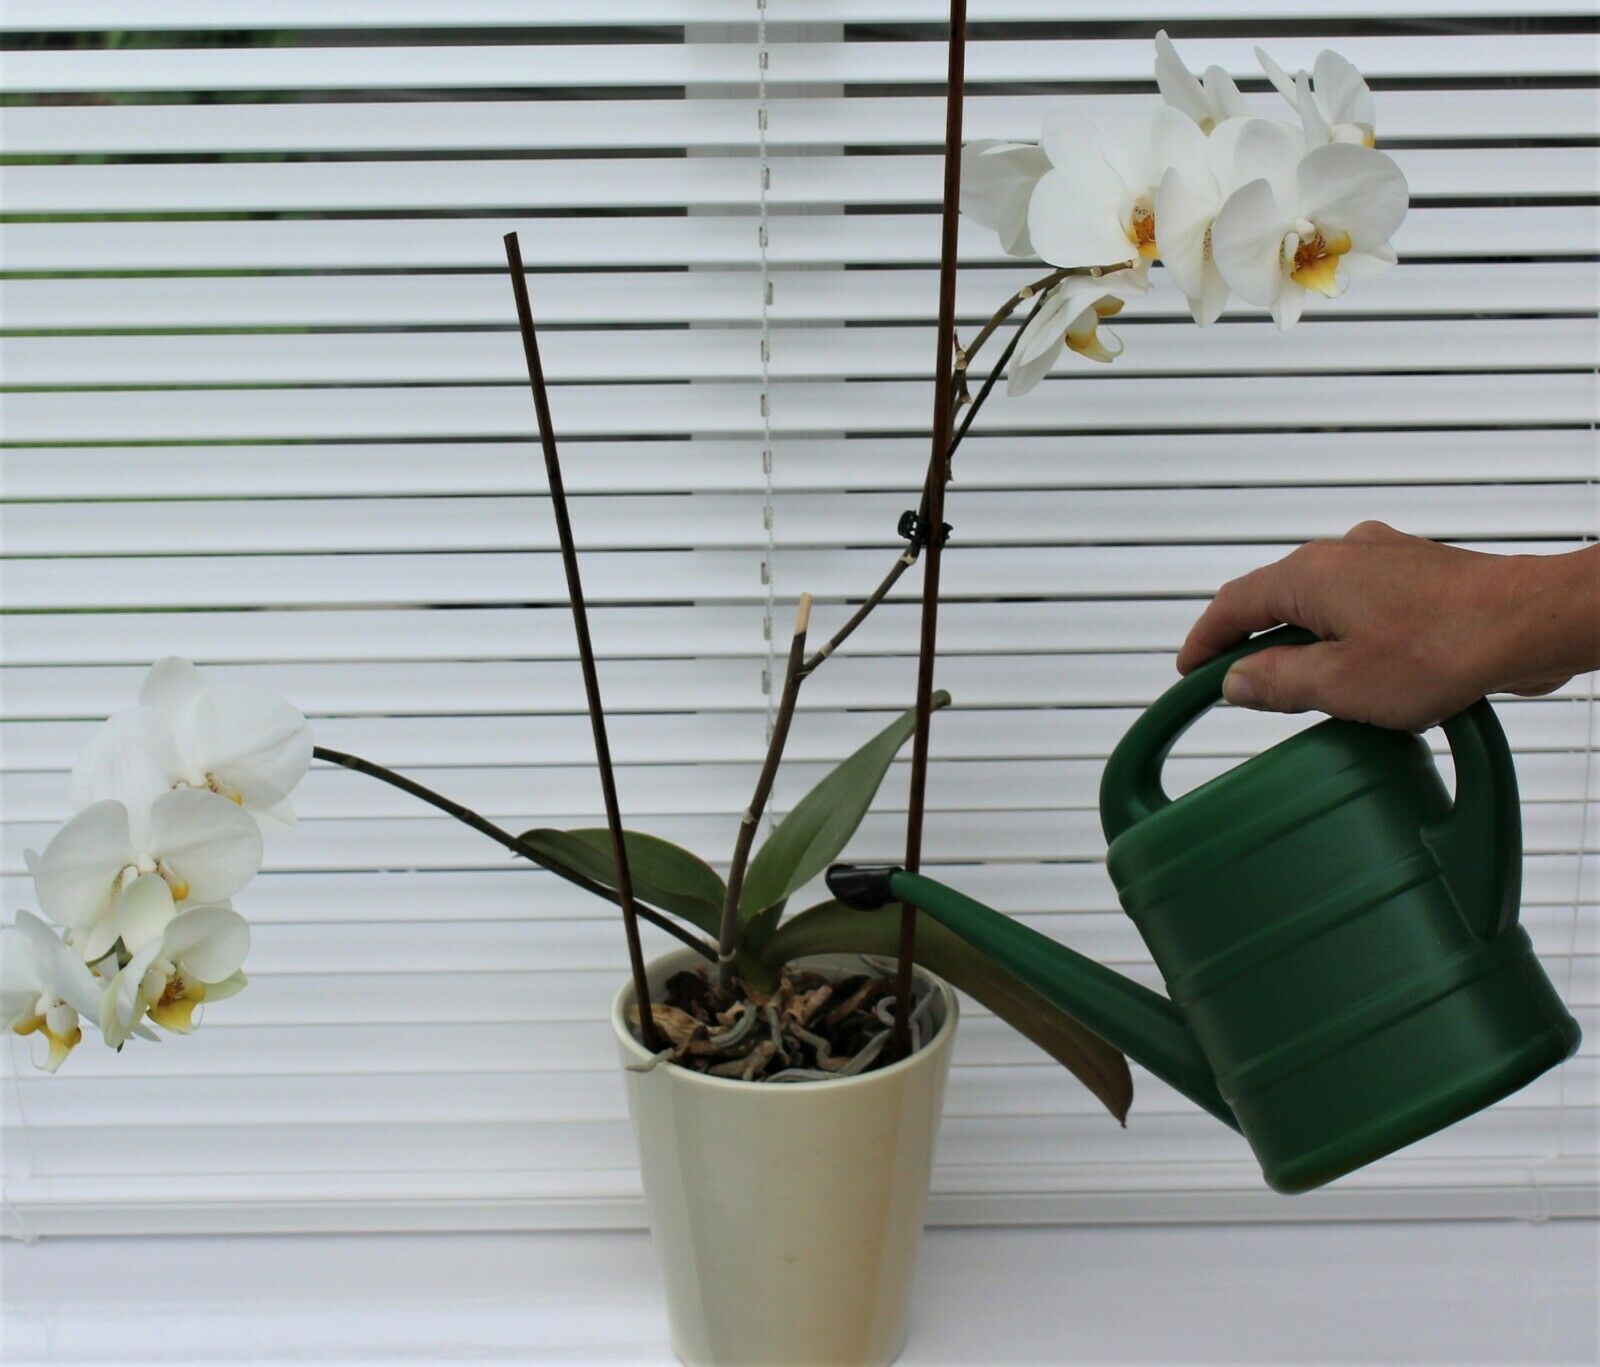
[739, 691, 951, 923]
[518, 827, 725, 938]
[758, 899, 1133, 1124]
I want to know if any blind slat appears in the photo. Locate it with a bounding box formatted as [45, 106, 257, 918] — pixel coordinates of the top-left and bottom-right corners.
[8, 147, 1592, 215]
[8, 261, 1592, 331]
[2, 37, 1586, 94]
[6, 541, 1594, 611]
[10, 700, 1596, 775]
[10, 318, 1595, 388]
[7, 431, 1594, 503]
[8, 89, 1594, 155]
[6, 486, 1592, 558]
[6, 374, 1593, 445]
[7, 206, 1594, 273]
[3, 750, 1595, 821]
[6, 2, 1590, 31]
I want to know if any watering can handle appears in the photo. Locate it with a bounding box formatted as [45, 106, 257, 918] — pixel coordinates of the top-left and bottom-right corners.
[1100, 623, 1316, 842]
[1099, 625, 1522, 939]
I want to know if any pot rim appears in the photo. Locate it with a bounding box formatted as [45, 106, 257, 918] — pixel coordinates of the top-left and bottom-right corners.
[611, 947, 959, 1092]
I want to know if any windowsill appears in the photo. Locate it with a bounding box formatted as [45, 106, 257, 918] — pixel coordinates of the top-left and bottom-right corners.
[3, 1219, 1596, 1364]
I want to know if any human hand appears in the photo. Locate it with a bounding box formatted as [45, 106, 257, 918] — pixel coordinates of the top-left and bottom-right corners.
[1177, 522, 1600, 731]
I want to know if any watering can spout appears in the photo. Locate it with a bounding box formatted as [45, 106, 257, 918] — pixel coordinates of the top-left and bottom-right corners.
[825, 865, 1239, 1129]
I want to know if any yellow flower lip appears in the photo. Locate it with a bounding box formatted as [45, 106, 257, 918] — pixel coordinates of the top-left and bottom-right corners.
[14, 1011, 82, 1071]
[149, 978, 207, 1034]
[1290, 228, 1353, 297]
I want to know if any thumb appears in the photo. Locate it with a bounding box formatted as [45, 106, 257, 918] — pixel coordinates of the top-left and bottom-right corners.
[1222, 642, 1346, 716]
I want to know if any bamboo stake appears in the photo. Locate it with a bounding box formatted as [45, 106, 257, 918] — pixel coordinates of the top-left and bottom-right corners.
[896, 0, 968, 1060]
[503, 232, 663, 1053]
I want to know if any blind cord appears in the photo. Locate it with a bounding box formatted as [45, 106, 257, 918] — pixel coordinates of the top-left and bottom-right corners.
[756, 0, 776, 711]
[755, 0, 779, 827]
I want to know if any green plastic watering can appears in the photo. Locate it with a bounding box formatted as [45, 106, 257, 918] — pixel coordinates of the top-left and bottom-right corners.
[829, 626, 1581, 1193]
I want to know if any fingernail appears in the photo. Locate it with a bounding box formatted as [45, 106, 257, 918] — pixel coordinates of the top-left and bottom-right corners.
[1223, 669, 1260, 709]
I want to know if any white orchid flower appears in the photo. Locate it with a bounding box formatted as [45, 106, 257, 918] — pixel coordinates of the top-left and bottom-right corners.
[1007, 268, 1151, 395]
[2, 911, 106, 1071]
[1154, 30, 1251, 133]
[100, 875, 249, 1048]
[1028, 105, 1208, 271]
[1210, 120, 1408, 329]
[31, 788, 263, 963]
[1153, 116, 1254, 325]
[73, 657, 312, 830]
[1256, 47, 1376, 148]
[960, 139, 1051, 257]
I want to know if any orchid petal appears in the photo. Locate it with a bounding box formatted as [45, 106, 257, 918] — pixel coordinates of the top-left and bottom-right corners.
[70, 710, 172, 817]
[1211, 177, 1289, 306]
[146, 788, 263, 904]
[1026, 169, 1134, 270]
[1296, 142, 1408, 251]
[1312, 50, 1375, 137]
[139, 657, 208, 726]
[1201, 66, 1251, 124]
[1153, 30, 1212, 127]
[0, 928, 40, 1025]
[960, 140, 1050, 257]
[1203, 116, 1253, 196]
[189, 683, 313, 812]
[1230, 119, 1303, 207]
[1254, 46, 1299, 107]
[1154, 166, 1218, 306]
[115, 873, 179, 956]
[1014, 290, 1073, 367]
[1343, 244, 1398, 278]
[102, 937, 164, 1045]
[162, 905, 250, 985]
[203, 969, 248, 1004]
[1270, 280, 1307, 330]
[1148, 105, 1210, 189]
[14, 911, 102, 1019]
[32, 800, 133, 933]
[78, 916, 123, 966]
[1295, 71, 1331, 148]
[1007, 293, 1070, 396]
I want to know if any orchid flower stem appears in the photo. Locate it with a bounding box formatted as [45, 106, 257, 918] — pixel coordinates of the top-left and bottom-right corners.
[815, 268, 1107, 673]
[309, 745, 717, 962]
[961, 266, 1069, 365]
[717, 595, 811, 989]
[948, 286, 1050, 461]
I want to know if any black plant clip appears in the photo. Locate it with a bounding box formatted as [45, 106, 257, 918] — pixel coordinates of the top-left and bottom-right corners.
[897, 508, 952, 550]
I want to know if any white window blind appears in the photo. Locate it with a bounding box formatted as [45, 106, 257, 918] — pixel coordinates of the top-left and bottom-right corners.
[1, 3, 1595, 1237]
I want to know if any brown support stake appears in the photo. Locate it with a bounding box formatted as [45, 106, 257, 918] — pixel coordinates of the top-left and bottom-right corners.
[504, 231, 664, 1053]
[896, 0, 968, 1060]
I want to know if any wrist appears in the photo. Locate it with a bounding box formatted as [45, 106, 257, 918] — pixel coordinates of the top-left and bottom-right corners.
[1495, 547, 1600, 689]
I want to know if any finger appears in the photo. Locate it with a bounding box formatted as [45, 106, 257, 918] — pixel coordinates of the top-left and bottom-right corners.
[1222, 642, 1349, 716]
[1176, 556, 1307, 675]
[1342, 519, 1412, 545]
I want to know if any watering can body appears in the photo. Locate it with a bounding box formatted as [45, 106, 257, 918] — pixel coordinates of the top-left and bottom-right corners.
[1097, 626, 1580, 1192]
[829, 626, 1580, 1193]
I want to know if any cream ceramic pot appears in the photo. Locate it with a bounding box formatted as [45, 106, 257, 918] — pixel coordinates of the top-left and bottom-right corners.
[612, 949, 958, 1367]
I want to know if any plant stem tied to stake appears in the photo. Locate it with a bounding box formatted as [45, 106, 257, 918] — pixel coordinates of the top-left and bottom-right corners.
[504, 231, 664, 1053]
[718, 594, 811, 990]
[898, 0, 968, 1060]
